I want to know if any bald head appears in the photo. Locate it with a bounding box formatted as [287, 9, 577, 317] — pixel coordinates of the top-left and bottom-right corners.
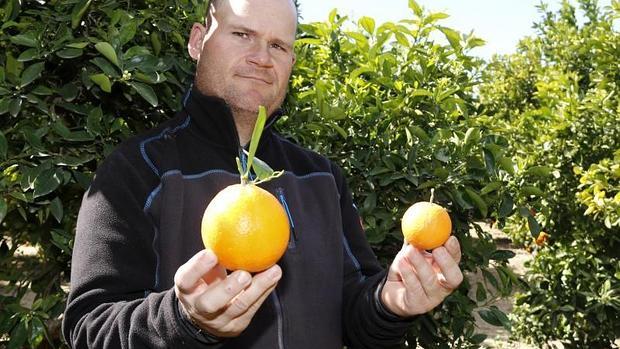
[207, 0, 299, 26]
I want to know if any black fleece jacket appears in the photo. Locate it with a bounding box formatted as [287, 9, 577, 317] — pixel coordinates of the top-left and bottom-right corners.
[62, 88, 413, 348]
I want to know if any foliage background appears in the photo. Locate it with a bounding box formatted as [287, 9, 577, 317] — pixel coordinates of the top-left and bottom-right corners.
[477, 0, 620, 347]
[1, 0, 618, 348]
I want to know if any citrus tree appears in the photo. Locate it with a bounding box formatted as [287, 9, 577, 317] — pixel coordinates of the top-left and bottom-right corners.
[0, 0, 202, 347]
[477, 0, 620, 346]
[281, 4, 521, 347]
[1, 0, 519, 347]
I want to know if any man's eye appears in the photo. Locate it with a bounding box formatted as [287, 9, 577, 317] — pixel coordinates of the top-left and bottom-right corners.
[233, 32, 248, 38]
[271, 43, 285, 51]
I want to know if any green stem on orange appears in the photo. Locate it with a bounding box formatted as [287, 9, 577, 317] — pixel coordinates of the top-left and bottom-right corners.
[430, 188, 435, 203]
[244, 106, 267, 180]
[236, 106, 282, 185]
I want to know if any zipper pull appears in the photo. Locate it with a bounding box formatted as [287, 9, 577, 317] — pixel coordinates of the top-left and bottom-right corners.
[276, 187, 297, 248]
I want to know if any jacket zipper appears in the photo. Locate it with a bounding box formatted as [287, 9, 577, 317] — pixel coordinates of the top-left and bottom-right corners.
[276, 187, 297, 249]
[271, 290, 285, 349]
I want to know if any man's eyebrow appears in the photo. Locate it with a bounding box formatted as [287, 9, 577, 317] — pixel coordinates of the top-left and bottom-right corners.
[230, 25, 258, 36]
[230, 24, 294, 50]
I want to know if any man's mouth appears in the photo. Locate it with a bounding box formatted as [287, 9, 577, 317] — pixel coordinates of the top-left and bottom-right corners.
[237, 74, 273, 85]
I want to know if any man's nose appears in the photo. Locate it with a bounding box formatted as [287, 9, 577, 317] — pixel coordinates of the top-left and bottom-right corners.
[246, 42, 273, 67]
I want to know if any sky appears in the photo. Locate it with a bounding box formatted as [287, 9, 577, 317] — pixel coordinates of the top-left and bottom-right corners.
[297, 0, 615, 59]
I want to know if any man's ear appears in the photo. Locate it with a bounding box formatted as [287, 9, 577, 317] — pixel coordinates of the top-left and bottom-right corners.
[291, 53, 296, 66]
[188, 23, 207, 61]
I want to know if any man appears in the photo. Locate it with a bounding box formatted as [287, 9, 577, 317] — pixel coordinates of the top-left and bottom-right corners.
[62, 0, 463, 347]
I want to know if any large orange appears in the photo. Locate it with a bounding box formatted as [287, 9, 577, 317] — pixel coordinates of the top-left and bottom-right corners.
[201, 183, 289, 272]
[401, 202, 452, 250]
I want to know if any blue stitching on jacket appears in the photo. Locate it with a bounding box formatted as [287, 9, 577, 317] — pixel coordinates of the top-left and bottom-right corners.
[139, 116, 191, 176]
[342, 235, 364, 281]
[139, 116, 191, 292]
[151, 225, 161, 290]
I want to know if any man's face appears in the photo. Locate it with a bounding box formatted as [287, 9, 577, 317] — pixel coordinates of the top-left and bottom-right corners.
[188, 0, 297, 116]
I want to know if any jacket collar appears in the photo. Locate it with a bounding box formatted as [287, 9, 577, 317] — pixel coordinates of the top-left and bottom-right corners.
[183, 86, 283, 154]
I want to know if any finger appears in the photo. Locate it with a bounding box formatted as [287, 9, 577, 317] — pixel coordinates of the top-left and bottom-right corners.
[432, 247, 464, 290]
[444, 236, 462, 264]
[202, 263, 227, 285]
[387, 250, 407, 282]
[174, 249, 218, 294]
[405, 246, 442, 297]
[221, 265, 282, 321]
[395, 252, 424, 296]
[195, 269, 253, 315]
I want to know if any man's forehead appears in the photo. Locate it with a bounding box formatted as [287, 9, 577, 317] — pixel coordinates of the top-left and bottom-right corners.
[214, 0, 297, 39]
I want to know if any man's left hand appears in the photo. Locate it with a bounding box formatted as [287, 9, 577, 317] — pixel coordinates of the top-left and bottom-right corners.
[380, 236, 463, 318]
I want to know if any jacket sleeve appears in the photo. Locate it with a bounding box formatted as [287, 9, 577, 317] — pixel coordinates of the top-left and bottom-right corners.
[61, 147, 222, 349]
[332, 164, 414, 348]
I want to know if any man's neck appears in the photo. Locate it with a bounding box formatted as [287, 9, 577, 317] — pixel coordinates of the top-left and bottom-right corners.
[231, 109, 256, 147]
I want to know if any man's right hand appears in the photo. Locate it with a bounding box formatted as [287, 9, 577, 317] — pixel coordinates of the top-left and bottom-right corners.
[174, 249, 282, 338]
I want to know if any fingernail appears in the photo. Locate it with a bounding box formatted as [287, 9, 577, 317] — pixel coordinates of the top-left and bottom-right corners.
[270, 267, 282, 280]
[237, 271, 251, 285]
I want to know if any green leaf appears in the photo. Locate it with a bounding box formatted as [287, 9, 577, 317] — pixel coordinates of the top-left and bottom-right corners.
[498, 156, 515, 175]
[359, 16, 375, 35]
[50, 197, 63, 223]
[476, 282, 487, 302]
[56, 48, 83, 59]
[59, 83, 79, 101]
[91, 57, 120, 77]
[527, 215, 541, 237]
[32, 85, 53, 95]
[471, 334, 487, 344]
[463, 127, 480, 146]
[522, 185, 544, 197]
[408, 0, 423, 16]
[491, 306, 511, 331]
[246, 152, 277, 182]
[526, 165, 553, 177]
[9, 98, 22, 117]
[410, 125, 430, 142]
[0, 98, 9, 114]
[0, 198, 7, 224]
[245, 105, 267, 178]
[33, 169, 62, 198]
[498, 195, 514, 218]
[17, 48, 38, 62]
[20, 62, 45, 88]
[28, 316, 46, 347]
[119, 20, 138, 45]
[0, 131, 7, 159]
[95, 42, 120, 67]
[10, 33, 38, 47]
[55, 154, 95, 166]
[478, 308, 502, 327]
[480, 181, 502, 195]
[150, 32, 162, 55]
[490, 249, 516, 261]
[90, 74, 112, 93]
[465, 188, 488, 217]
[71, 0, 92, 29]
[8, 321, 28, 349]
[86, 107, 103, 135]
[66, 42, 89, 49]
[439, 26, 461, 50]
[129, 81, 158, 107]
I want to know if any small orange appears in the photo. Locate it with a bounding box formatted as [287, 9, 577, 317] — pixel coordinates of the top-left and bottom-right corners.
[401, 202, 452, 250]
[201, 183, 289, 272]
[535, 232, 549, 246]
